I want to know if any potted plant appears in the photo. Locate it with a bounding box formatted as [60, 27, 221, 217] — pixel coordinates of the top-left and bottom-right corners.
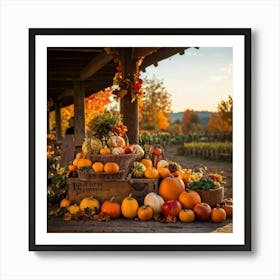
[188, 166, 225, 207]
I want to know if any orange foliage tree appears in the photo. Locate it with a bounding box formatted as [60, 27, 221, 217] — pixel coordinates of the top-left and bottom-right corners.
[156, 110, 170, 130]
[140, 77, 171, 131]
[182, 109, 200, 133]
[49, 88, 113, 137]
[84, 88, 113, 130]
[207, 95, 233, 134]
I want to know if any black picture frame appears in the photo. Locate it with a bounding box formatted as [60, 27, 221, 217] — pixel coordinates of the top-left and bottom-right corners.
[29, 28, 251, 251]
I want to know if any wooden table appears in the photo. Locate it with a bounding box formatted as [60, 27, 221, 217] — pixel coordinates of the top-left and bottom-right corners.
[47, 216, 232, 233]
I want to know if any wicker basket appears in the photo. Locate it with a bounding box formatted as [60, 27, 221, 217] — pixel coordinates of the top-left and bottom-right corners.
[85, 153, 141, 170]
[197, 187, 224, 208]
[77, 169, 127, 181]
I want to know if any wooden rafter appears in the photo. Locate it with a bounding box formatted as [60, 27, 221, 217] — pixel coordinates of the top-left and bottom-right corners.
[79, 51, 113, 81]
[132, 47, 160, 59]
[139, 47, 195, 70]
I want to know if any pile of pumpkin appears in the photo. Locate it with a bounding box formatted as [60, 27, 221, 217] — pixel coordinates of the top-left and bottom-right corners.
[68, 153, 121, 174]
[55, 174, 232, 223]
[130, 157, 190, 180]
[82, 134, 145, 157]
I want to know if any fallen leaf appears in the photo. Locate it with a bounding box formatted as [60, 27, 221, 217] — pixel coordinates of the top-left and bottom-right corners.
[63, 213, 72, 221]
[93, 212, 105, 221]
[166, 215, 177, 223]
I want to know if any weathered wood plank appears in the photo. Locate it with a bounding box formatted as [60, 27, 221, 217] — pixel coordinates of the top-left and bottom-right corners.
[60, 135, 75, 167]
[55, 101, 62, 141]
[120, 48, 139, 144]
[79, 51, 112, 81]
[68, 179, 134, 204]
[73, 82, 85, 147]
[47, 217, 232, 233]
[67, 178, 159, 204]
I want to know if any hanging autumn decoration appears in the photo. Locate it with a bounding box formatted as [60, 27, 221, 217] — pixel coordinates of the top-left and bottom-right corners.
[105, 48, 145, 102]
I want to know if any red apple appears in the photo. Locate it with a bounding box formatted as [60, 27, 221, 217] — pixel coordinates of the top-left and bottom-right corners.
[193, 203, 212, 222]
[171, 171, 179, 177]
[124, 146, 133, 154]
[162, 200, 182, 218]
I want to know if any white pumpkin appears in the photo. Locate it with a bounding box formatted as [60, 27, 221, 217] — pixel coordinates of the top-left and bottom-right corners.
[157, 160, 169, 169]
[111, 147, 125, 155]
[144, 192, 164, 214]
[130, 144, 145, 157]
[107, 135, 126, 148]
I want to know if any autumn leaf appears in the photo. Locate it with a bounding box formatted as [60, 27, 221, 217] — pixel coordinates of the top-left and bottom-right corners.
[63, 213, 72, 221]
[93, 212, 111, 222]
[79, 214, 90, 221]
[48, 208, 60, 216]
[165, 215, 177, 223]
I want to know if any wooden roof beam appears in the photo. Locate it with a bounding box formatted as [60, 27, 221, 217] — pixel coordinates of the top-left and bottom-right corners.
[48, 48, 102, 52]
[132, 47, 161, 59]
[79, 51, 113, 81]
[57, 89, 74, 100]
[140, 47, 198, 70]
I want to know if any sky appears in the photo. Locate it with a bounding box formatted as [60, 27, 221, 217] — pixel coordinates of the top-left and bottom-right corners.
[141, 47, 233, 113]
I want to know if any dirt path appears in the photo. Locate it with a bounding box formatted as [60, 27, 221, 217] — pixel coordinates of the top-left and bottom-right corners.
[164, 145, 233, 198]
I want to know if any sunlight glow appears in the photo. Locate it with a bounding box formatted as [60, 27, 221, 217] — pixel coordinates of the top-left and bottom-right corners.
[142, 47, 233, 113]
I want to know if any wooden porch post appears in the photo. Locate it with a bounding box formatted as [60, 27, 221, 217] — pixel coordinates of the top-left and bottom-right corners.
[55, 101, 62, 141]
[73, 81, 85, 149]
[47, 111, 50, 134]
[120, 48, 139, 144]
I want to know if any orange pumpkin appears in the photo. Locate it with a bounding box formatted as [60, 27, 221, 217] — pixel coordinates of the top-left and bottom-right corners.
[68, 164, 77, 172]
[157, 167, 171, 178]
[101, 197, 121, 219]
[104, 162, 120, 173]
[158, 176, 185, 201]
[179, 209, 195, 223]
[178, 189, 201, 209]
[92, 162, 104, 172]
[211, 205, 227, 222]
[75, 152, 84, 160]
[100, 146, 111, 155]
[79, 197, 100, 212]
[178, 169, 192, 184]
[60, 198, 71, 209]
[77, 158, 92, 169]
[140, 158, 153, 169]
[144, 167, 159, 179]
[137, 205, 153, 221]
[72, 158, 79, 167]
[121, 193, 139, 219]
[68, 204, 80, 215]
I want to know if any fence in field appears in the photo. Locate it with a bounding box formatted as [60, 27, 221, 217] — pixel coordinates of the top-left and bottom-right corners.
[180, 142, 232, 161]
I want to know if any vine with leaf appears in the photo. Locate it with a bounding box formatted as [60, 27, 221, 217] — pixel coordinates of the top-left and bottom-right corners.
[105, 48, 145, 102]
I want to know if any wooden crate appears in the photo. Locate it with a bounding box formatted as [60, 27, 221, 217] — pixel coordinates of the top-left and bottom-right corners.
[67, 178, 159, 204]
[128, 178, 159, 205]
